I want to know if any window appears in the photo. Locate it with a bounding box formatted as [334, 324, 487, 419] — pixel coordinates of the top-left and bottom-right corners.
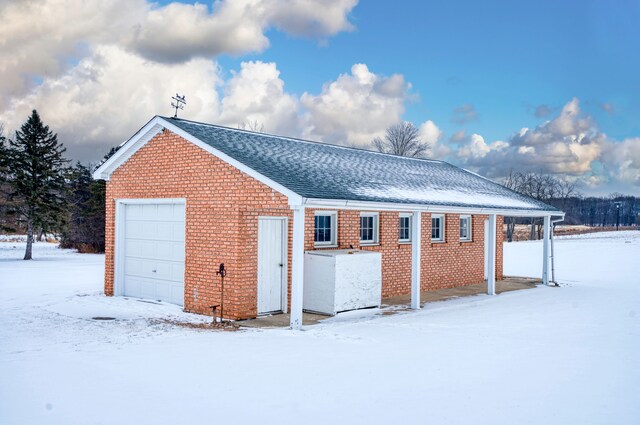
[360, 212, 379, 244]
[399, 213, 412, 242]
[431, 214, 445, 242]
[314, 211, 337, 246]
[460, 215, 472, 241]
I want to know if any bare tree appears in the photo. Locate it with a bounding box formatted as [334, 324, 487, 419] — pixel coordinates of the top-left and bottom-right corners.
[503, 169, 518, 242]
[372, 122, 430, 158]
[238, 120, 265, 133]
[502, 170, 578, 241]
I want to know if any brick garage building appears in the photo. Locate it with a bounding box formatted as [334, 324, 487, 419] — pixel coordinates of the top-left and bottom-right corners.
[94, 116, 563, 328]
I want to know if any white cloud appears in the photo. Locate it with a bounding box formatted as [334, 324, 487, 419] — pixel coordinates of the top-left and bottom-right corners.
[0, 46, 221, 161]
[457, 134, 507, 160]
[0, 0, 358, 107]
[517, 146, 535, 155]
[216, 61, 299, 136]
[0, 0, 146, 107]
[300, 64, 411, 146]
[603, 137, 640, 186]
[0, 56, 416, 162]
[450, 97, 640, 194]
[456, 98, 604, 177]
[265, 0, 358, 37]
[419, 120, 448, 158]
[449, 130, 466, 142]
[419, 120, 442, 145]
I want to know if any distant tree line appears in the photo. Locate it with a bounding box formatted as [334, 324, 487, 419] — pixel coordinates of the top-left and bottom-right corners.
[0, 110, 115, 259]
[553, 195, 639, 227]
[503, 170, 639, 242]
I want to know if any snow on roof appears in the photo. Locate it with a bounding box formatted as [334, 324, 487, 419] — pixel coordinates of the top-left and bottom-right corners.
[165, 117, 561, 213]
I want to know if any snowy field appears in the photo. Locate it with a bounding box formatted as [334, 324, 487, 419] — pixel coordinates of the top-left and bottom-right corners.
[1, 232, 639, 425]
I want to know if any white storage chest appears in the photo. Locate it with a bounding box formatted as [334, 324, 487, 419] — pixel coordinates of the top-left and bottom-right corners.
[303, 249, 382, 315]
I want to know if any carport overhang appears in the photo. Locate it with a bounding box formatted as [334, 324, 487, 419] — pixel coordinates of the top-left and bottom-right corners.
[288, 196, 564, 330]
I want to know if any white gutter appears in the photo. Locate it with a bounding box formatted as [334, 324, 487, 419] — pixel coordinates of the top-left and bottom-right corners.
[303, 197, 565, 218]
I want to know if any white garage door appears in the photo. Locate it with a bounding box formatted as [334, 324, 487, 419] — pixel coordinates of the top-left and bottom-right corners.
[122, 202, 186, 306]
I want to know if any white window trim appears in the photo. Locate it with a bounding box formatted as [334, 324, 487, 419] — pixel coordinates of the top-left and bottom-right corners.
[359, 212, 379, 245]
[460, 215, 472, 242]
[399, 213, 412, 243]
[314, 210, 338, 247]
[431, 214, 445, 242]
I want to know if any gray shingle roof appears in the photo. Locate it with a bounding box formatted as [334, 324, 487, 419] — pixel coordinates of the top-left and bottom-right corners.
[165, 117, 560, 213]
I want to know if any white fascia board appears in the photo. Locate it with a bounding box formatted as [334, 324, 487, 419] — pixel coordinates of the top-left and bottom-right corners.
[92, 116, 303, 205]
[92, 117, 164, 180]
[303, 198, 564, 218]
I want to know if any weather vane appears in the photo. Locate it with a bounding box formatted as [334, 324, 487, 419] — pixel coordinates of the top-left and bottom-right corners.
[171, 93, 186, 118]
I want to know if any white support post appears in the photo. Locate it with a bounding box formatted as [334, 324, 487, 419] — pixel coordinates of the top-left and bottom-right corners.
[542, 215, 550, 286]
[550, 223, 556, 284]
[410, 211, 422, 309]
[487, 214, 497, 295]
[290, 205, 306, 330]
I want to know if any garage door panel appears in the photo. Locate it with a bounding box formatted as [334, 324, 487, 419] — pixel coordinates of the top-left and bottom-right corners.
[125, 258, 182, 281]
[172, 263, 185, 281]
[125, 221, 157, 239]
[154, 262, 173, 279]
[154, 280, 171, 301]
[171, 223, 185, 242]
[141, 204, 159, 220]
[125, 239, 156, 259]
[126, 204, 144, 219]
[154, 221, 184, 237]
[124, 257, 144, 276]
[122, 202, 185, 306]
[154, 242, 172, 260]
[126, 222, 184, 243]
[171, 242, 184, 258]
[154, 241, 183, 261]
[172, 204, 186, 221]
[156, 203, 172, 218]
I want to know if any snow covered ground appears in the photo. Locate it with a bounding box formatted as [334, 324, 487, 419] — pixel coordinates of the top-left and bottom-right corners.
[1, 232, 639, 425]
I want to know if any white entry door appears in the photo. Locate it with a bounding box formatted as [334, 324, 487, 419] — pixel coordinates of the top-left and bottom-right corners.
[121, 201, 186, 306]
[257, 217, 287, 314]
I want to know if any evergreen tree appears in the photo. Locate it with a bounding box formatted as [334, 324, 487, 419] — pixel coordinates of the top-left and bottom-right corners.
[0, 125, 13, 233]
[60, 163, 106, 253]
[6, 110, 69, 259]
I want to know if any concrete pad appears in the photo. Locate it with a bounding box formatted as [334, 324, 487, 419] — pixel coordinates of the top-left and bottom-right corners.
[239, 277, 540, 329]
[239, 311, 328, 328]
[383, 276, 540, 307]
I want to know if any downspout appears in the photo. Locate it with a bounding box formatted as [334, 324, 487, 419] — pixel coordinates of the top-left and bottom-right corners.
[550, 216, 564, 285]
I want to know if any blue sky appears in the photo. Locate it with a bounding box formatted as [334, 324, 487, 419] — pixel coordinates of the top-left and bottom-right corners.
[214, 0, 639, 143]
[1, 0, 639, 195]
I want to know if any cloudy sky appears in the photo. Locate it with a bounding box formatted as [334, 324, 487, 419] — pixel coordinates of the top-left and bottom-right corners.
[1, 0, 639, 195]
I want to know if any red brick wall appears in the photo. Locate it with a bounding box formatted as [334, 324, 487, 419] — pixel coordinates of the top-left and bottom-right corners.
[305, 210, 503, 297]
[105, 129, 292, 320]
[104, 129, 505, 319]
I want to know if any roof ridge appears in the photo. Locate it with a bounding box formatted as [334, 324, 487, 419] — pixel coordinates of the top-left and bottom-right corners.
[160, 116, 446, 165]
